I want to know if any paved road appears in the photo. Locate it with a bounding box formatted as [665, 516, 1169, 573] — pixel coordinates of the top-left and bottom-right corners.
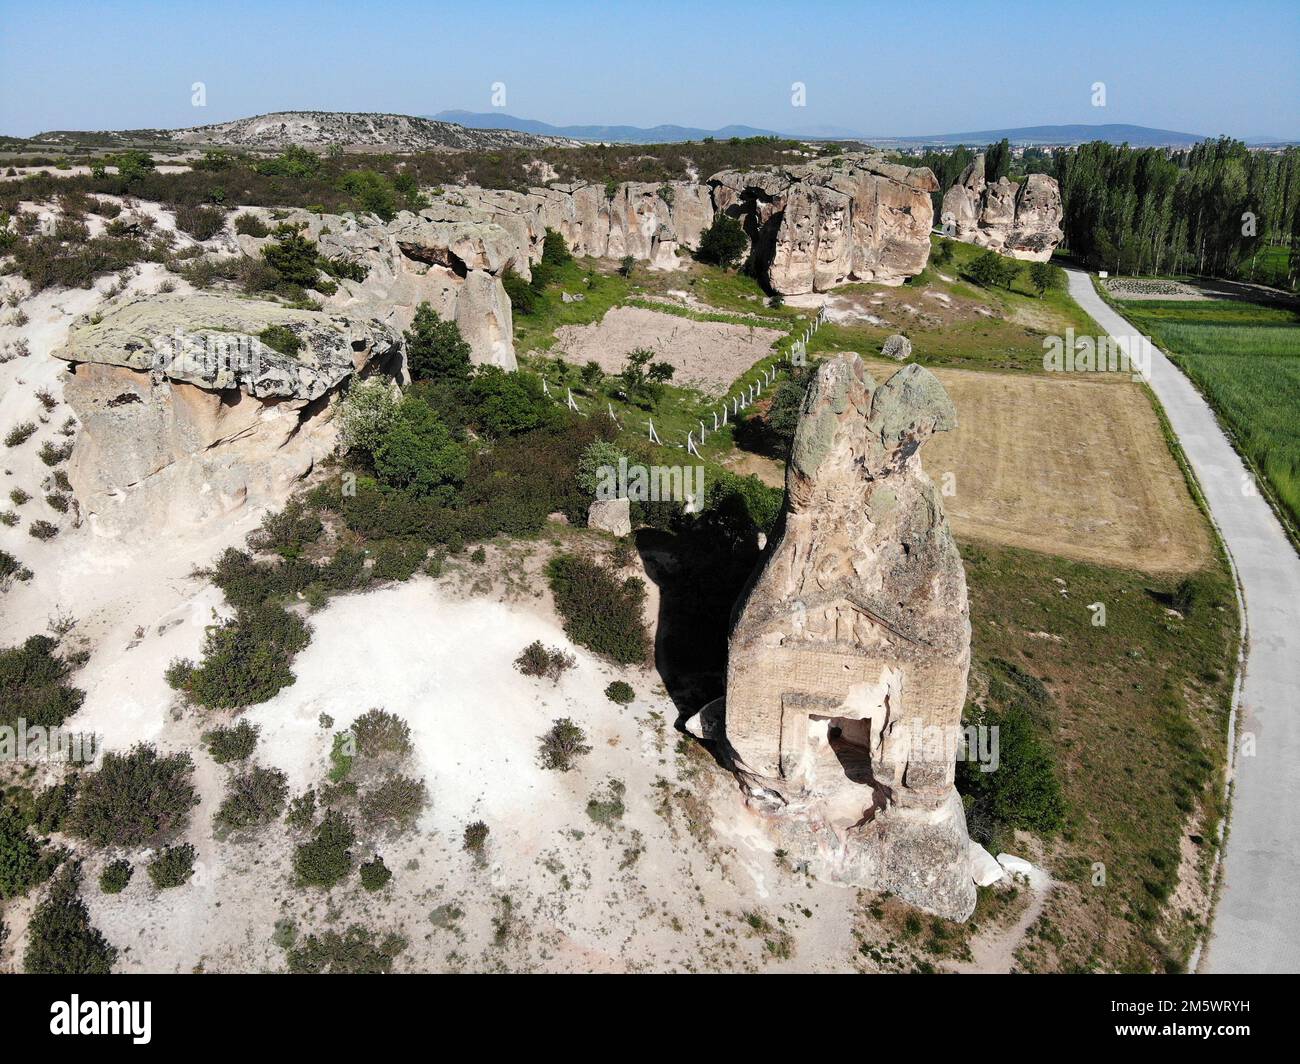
[1066, 269, 1300, 973]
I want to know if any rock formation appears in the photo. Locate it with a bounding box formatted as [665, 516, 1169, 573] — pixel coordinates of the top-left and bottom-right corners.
[54, 292, 398, 536]
[940, 154, 1064, 260]
[717, 354, 976, 920]
[710, 153, 938, 294]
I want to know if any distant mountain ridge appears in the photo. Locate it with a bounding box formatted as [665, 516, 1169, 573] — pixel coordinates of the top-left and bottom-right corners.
[433, 111, 1222, 147]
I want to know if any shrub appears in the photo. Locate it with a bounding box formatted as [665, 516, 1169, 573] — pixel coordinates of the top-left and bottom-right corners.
[404, 302, 472, 382]
[257, 324, 302, 357]
[338, 377, 398, 462]
[293, 809, 355, 889]
[546, 553, 649, 664]
[0, 634, 84, 729]
[5, 421, 36, 447]
[373, 396, 467, 498]
[697, 214, 748, 268]
[0, 808, 55, 900]
[147, 843, 196, 889]
[38, 439, 74, 466]
[604, 680, 635, 705]
[175, 203, 226, 240]
[359, 855, 392, 891]
[1027, 260, 1064, 296]
[45, 492, 70, 513]
[201, 719, 260, 763]
[0, 511, 18, 530]
[9, 488, 31, 505]
[23, 866, 116, 974]
[285, 924, 405, 974]
[537, 718, 591, 772]
[68, 744, 197, 847]
[463, 820, 489, 856]
[501, 267, 537, 315]
[262, 226, 321, 287]
[351, 708, 412, 760]
[933, 238, 955, 265]
[28, 519, 59, 540]
[541, 227, 573, 267]
[0, 547, 31, 583]
[576, 439, 627, 498]
[247, 497, 322, 557]
[214, 766, 289, 836]
[286, 789, 317, 831]
[513, 640, 576, 682]
[99, 859, 132, 894]
[359, 774, 427, 830]
[586, 779, 626, 826]
[168, 602, 310, 709]
[371, 539, 426, 582]
[468, 366, 555, 437]
[233, 212, 269, 237]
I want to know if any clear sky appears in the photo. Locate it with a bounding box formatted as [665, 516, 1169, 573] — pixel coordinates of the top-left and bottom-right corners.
[2, 0, 1297, 139]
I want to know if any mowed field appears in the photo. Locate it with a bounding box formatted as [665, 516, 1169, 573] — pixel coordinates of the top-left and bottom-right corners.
[1112, 295, 1300, 535]
[739, 361, 1214, 574]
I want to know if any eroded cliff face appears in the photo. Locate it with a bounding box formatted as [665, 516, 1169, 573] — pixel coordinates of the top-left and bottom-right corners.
[711, 153, 939, 293]
[54, 292, 399, 537]
[719, 354, 975, 920]
[941, 154, 1064, 260]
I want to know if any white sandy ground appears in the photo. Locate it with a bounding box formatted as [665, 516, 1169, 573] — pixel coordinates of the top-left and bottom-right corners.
[0, 195, 1049, 972]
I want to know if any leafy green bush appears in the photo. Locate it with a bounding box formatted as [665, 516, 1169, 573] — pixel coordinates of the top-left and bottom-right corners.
[546, 553, 649, 664]
[68, 744, 197, 847]
[285, 924, 405, 973]
[371, 539, 426, 582]
[463, 820, 489, 856]
[246, 497, 321, 557]
[257, 324, 302, 357]
[0, 634, 85, 730]
[201, 719, 260, 763]
[502, 267, 537, 315]
[541, 227, 573, 267]
[513, 640, 576, 682]
[0, 808, 56, 900]
[373, 396, 467, 498]
[359, 855, 392, 891]
[99, 859, 132, 894]
[23, 865, 116, 974]
[538, 718, 591, 772]
[167, 602, 310, 709]
[262, 226, 321, 287]
[4, 422, 36, 447]
[214, 766, 289, 836]
[147, 843, 196, 889]
[293, 809, 355, 889]
[338, 378, 398, 463]
[604, 680, 635, 705]
[28, 519, 59, 540]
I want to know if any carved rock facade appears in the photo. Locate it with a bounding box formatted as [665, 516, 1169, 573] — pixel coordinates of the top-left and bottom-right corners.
[720, 354, 975, 920]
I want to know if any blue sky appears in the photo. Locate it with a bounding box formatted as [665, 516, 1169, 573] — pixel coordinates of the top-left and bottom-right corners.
[2, 0, 1297, 139]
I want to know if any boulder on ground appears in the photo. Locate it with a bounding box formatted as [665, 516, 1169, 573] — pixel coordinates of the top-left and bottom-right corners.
[588, 497, 632, 537]
[970, 841, 1007, 886]
[881, 334, 913, 361]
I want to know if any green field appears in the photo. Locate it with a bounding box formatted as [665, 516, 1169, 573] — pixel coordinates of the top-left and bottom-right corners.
[1113, 296, 1300, 535]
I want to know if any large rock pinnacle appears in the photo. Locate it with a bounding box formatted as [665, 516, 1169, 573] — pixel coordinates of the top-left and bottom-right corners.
[721, 353, 976, 920]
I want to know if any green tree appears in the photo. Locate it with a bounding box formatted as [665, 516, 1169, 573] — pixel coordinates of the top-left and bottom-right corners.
[696, 214, 748, 268]
[262, 226, 321, 288]
[1027, 260, 1063, 297]
[373, 397, 468, 498]
[541, 227, 572, 267]
[403, 302, 472, 382]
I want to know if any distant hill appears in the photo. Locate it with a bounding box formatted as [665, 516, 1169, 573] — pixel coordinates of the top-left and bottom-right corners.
[886, 123, 1211, 147]
[432, 110, 785, 144]
[434, 112, 1219, 148]
[31, 111, 580, 152]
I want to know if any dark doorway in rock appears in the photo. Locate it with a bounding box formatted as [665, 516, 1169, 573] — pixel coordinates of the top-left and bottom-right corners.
[826, 716, 874, 784]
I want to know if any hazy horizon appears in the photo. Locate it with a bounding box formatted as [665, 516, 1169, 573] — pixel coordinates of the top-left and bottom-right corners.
[2, 0, 1298, 140]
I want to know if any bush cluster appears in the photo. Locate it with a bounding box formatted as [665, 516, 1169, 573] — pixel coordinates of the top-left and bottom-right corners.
[545, 554, 649, 665]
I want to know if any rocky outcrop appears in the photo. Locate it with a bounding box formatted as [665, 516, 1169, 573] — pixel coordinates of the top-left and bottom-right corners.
[54, 292, 399, 536]
[941, 154, 1064, 260]
[237, 208, 518, 372]
[717, 354, 975, 920]
[710, 153, 938, 294]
